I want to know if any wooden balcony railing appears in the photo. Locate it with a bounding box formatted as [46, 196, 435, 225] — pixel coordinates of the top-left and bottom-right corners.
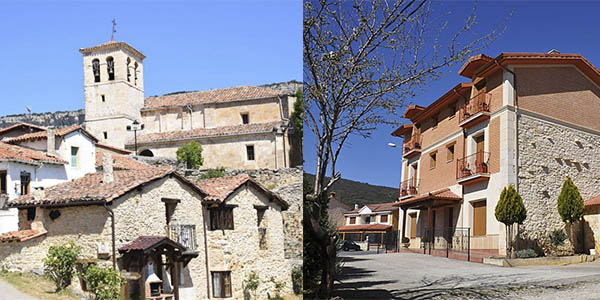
[169, 224, 197, 251]
[400, 178, 419, 197]
[459, 92, 491, 123]
[403, 135, 422, 154]
[456, 152, 490, 180]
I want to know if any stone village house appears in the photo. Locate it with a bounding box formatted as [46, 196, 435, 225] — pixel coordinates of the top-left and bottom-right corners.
[80, 41, 301, 170]
[391, 51, 600, 256]
[0, 154, 292, 300]
[0, 124, 98, 234]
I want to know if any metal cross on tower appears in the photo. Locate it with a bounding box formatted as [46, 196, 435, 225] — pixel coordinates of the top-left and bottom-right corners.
[110, 19, 117, 42]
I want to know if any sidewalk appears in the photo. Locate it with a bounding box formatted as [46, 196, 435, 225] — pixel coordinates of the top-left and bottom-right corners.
[0, 279, 38, 300]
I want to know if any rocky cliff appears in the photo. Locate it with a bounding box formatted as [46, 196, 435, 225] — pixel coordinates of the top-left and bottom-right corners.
[0, 109, 85, 128]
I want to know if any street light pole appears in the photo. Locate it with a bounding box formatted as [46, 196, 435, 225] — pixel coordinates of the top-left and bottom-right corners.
[126, 120, 144, 154]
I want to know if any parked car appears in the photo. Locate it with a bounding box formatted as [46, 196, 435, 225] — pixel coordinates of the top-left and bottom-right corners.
[342, 240, 361, 251]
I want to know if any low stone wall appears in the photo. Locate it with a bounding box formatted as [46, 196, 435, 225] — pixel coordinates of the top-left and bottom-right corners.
[483, 254, 596, 267]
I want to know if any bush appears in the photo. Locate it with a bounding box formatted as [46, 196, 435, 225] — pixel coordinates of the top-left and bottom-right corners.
[43, 242, 81, 291]
[200, 167, 226, 179]
[292, 265, 302, 294]
[82, 265, 125, 300]
[267, 277, 286, 300]
[549, 229, 567, 248]
[515, 248, 538, 258]
[176, 141, 204, 169]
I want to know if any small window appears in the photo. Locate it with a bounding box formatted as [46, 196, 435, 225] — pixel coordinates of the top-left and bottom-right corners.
[210, 207, 234, 230]
[380, 214, 388, 223]
[430, 152, 437, 169]
[106, 57, 115, 81]
[92, 59, 101, 82]
[449, 103, 456, 118]
[212, 271, 232, 298]
[255, 206, 267, 227]
[447, 144, 455, 162]
[27, 207, 36, 221]
[101, 95, 105, 103]
[126, 57, 131, 82]
[103, 132, 108, 140]
[241, 113, 249, 124]
[349, 217, 356, 225]
[432, 114, 439, 128]
[134, 62, 138, 85]
[0, 171, 6, 194]
[246, 145, 255, 161]
[71, 147, 79, 167]
[20, 172, 30, 195]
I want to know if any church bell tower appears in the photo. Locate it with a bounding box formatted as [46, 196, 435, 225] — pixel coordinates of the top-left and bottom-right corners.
[80, 40, 146, 149]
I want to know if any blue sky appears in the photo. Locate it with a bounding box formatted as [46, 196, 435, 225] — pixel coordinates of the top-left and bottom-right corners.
[0, 0, 301, 115]
[303, 1, 600, 188]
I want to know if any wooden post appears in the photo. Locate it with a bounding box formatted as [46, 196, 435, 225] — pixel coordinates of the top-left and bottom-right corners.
[427, 204, 433, 255]
[401, 208, 407, 241]
[173, 259, 180, 300]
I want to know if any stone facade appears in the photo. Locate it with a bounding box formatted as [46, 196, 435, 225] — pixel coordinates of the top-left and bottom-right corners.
[0, 175, 292, 299]
[517, 113, 600, 254]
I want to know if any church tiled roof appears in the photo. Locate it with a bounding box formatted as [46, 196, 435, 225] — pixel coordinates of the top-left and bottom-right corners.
[127, 121, 283, 146]
[143, 86, 283, 110]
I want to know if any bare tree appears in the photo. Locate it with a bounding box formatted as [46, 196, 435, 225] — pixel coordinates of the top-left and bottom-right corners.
[303, 0, 511, 298]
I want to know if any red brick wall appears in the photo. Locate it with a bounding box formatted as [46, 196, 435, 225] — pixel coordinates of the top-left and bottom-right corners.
[517, 66, 600, 131]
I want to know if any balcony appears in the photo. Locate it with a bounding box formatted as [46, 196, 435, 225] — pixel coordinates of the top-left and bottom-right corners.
[456, 152, 490, 184]
[403, 135, 422, 158]
[400, 178, 419, 199]
[169, 224, 197, 252]
[458, 92, 491, 128]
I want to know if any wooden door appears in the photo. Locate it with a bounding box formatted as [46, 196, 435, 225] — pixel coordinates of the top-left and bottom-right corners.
[472, 200, 487, 236]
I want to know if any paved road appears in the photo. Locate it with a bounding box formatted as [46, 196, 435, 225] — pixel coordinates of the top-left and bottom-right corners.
[334, 251, 600, 299]
[0, 279, 38, 300]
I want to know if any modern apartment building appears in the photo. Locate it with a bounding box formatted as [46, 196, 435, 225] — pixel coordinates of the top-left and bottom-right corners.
[392, 51, 600, 256]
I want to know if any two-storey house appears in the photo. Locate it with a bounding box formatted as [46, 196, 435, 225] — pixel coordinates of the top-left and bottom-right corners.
[338, 202, 399, 245]
[392, 51, 600, 256]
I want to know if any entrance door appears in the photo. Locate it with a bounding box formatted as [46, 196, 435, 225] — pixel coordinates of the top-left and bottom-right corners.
[472, 200, 487, 236]
[409, 213, 417, 238]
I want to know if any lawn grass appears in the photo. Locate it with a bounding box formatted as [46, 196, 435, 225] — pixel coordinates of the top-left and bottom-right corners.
[0, 270, 80, 300]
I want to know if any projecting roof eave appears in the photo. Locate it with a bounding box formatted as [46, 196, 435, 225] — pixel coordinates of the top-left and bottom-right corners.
[394, 189, 462, 209]
[410, 82, 472, 124]
[458, 54, 494, 78]
[391, 124, 413, 137]
[79, 41, 146, 60]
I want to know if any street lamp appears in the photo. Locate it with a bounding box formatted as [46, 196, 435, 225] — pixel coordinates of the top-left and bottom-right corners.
[126, 120, 144, 154]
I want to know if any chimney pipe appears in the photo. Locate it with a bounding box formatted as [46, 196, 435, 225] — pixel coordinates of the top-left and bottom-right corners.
[47, 127, 56, 156]
[103, 153, 114, 183]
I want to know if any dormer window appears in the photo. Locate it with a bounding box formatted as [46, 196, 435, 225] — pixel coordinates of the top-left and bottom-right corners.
[92, 59, 101, 82]
[106, 57, 115, 81]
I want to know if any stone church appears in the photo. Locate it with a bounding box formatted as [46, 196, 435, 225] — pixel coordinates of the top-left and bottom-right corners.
[80, 41, 300, 170]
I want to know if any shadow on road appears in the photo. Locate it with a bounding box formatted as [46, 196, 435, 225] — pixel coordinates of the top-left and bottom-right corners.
[333, 267, 579, 300]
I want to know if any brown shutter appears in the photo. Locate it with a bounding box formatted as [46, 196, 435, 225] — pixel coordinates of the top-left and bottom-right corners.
[380, 215, 388, 223]
[473, 200, 487, 236]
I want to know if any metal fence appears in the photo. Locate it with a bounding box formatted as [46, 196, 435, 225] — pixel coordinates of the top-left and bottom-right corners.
[423, 227, 471, 261]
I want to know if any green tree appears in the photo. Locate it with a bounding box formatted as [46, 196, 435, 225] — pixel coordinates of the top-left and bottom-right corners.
[82, 265, 125, 300]
[290, 88, 303, 140]
[43, 242, 81, 291]
[176, 141, 204, 169]
[557, 176, 584, 252]
[494, 184, 526, 258]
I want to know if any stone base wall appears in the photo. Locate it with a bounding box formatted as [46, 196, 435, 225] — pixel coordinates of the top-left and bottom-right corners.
[517, 113, 600, 255]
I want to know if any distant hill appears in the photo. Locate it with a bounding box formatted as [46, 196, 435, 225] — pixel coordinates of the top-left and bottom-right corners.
[304, 173, 398, 208]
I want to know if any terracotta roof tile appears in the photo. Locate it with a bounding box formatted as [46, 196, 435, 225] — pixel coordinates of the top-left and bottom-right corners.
[395, 188, 462, 207]
[348, 202, 399, 214]
[0, 142, 67, 165]
[585, 195, 600, 207]
[96, 143, 133, 155]
[8, 167, 175, 208]
[128, 121, 283, 145]
[95, 152, 150, 171]
[0, 229, 47, 243]
[194, 174, 289, 209]
[337, 224, 392, 232]
[119, 236, 166, 252]
[5, 125, 98, 143]
[143, 86, 283, 110]
[0, 122, 46, 135]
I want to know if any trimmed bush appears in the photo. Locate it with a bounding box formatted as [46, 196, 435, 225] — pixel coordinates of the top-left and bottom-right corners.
[495, 184, 527, 258]
[176, 141, 204, 169]
[43, 242, 81, 291]
[82, 265, 125, 300]
[515, 249, 538, 258]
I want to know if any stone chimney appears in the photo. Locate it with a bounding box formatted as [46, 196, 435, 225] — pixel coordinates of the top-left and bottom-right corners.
[354, 204, 359, 210]
[47, 127, 56, 156]
[32, 186, 45, 201]
[103, 153, 114, 183]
